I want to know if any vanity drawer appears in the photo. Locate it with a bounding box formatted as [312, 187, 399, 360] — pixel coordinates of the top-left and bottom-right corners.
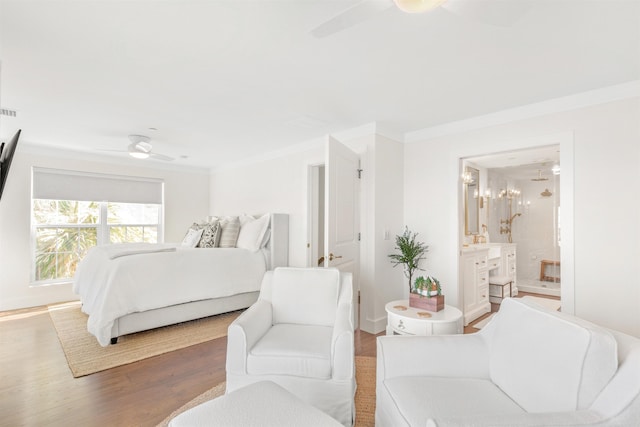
[478, 284, 489, 304]
[488, 258, 500, 270]
[475, 254, 489, 271]
[478, 270, 489, 287]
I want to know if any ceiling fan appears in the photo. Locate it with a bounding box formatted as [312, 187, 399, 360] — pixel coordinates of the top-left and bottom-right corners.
[127, 135, 174, 161]
[310, 0, 532, 38]
[102, 135, 174, 161]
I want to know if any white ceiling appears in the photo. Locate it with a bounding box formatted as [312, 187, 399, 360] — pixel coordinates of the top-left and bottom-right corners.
[1, 0, 638, 169]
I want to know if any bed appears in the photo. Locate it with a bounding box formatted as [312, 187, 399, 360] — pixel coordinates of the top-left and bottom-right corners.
[73, 213, 289, 346]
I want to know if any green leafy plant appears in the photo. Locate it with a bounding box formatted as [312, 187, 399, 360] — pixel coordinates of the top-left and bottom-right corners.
[413, 275, 442, 297]
[424, 276, 442, 298]
[389, 227, 428, 294]
[414, 276, 427, 294]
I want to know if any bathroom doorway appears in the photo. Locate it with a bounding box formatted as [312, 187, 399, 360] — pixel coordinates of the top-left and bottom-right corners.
[465, 145, 561, 298]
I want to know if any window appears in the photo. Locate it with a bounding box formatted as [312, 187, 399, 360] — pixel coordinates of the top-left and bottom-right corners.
[107, 202, 160, 243]
[31, 168, 163, 285]
[33, 200, 99, 282]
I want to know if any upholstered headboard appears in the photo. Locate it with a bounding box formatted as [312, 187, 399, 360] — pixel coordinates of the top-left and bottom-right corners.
[268, 213, 289, 269]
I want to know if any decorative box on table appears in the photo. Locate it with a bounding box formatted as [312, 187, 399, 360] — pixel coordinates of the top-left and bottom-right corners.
[409, 293, 445, 312]
[410, 275, 444, 311]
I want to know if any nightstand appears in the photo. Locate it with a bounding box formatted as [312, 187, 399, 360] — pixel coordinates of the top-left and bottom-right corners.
[385, 299, 463, 336]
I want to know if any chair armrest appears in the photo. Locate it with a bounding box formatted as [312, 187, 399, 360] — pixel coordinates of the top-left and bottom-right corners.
[377, 334, 490, 381]
[331, 300, 354, 380]
[427, 410, 604, 427]
[226, 300, 272, 375]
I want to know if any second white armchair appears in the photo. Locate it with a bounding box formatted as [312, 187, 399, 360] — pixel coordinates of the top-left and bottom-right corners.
[226, 267, 355, 426]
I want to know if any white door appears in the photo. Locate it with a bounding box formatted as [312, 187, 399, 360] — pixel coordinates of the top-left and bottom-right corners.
[324, 136, 360, 328]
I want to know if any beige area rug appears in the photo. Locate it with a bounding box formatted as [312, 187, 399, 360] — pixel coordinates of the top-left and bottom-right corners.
[157, 356, 377, 427]
[48, 301, 241, 378]
[521, 295, 561, 311]
[473, 296, 562, 330]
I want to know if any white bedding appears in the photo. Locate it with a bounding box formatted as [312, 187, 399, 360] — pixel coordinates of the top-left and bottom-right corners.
[73, 243, 267, 346]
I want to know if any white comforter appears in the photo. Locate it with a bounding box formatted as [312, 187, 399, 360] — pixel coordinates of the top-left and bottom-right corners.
[73, 243, 267, 346]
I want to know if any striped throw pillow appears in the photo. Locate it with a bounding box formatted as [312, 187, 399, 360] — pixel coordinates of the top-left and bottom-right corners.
[218, 216, 241, 248]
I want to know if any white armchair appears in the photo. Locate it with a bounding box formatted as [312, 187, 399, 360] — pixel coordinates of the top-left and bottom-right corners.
[226, 267, 355, 426]
[376, 297, 640, 427]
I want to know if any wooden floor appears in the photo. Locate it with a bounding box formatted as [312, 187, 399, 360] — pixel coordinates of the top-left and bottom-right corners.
[0, 292, 556, 426]
[0, 306, 381, 427]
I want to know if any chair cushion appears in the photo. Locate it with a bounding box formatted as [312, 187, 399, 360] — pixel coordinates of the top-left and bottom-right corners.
[271, 267, 340, 327]
[381, 376, 525, 426]
[489, 298, 618, 413]
[247, 324, 333, 379]
[488, 275, 512, 285]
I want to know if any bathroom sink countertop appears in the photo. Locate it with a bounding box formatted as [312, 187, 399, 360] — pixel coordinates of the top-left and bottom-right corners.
[462, 242, 515, 257]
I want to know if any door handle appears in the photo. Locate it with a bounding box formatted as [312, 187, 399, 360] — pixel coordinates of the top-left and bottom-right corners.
[329, 253, 342, 261]
[317, 256, 325, 266]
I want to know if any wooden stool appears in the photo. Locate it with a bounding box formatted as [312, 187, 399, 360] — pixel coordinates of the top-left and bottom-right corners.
[489, 275, 513, 305]
[540, 260, 561, 282]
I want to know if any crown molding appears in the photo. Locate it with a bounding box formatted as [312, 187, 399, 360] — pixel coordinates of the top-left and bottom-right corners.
[211, 122, 399, 173]
[331, 122, 377, 141]
[404, 80, 640, 143]
[210, 135, 325, 173]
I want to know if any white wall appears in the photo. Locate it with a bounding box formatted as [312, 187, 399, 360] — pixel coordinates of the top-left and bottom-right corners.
[210, 144, 324, 268]
[0, 147, 210, 311]
[356, 134, 405, 333]
[405, 97, 640, 337]
[209, 132, 405, 334]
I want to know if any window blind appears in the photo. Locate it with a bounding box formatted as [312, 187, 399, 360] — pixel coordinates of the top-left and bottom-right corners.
[32, 168, 163, 204]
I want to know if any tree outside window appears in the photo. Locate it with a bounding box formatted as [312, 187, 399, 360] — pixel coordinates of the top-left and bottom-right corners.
[33, 200, 160, 284]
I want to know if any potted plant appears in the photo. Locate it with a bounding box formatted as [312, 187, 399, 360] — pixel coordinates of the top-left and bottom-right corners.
[424, 276, 441, 297]
[413, 275, 428, 295]
[411, 275, 445, 311]
[388, 227, 428, 295]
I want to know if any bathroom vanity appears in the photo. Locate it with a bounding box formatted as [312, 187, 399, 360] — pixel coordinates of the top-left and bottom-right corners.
[461, 243, 517, 325]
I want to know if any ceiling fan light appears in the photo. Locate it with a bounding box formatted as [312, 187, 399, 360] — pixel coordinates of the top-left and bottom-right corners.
[129, 151, 150, 159]
[394, 0, 447, 13]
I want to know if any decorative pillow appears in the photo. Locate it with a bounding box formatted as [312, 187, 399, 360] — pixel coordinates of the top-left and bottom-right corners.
[236, 213, 270, 252]
[181, 227, 204, 247]
[261, 228, 271, 248]
[218, 216, 241, 248]
[197, 221, 220, 248]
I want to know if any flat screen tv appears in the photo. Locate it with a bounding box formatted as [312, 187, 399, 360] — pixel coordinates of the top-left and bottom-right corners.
[0, 129, 22, 202]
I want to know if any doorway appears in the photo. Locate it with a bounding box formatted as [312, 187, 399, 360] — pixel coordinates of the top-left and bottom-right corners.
[307, 164, 325, 268]
[306, 137, 361, 328]
[464, 145, 561, 298]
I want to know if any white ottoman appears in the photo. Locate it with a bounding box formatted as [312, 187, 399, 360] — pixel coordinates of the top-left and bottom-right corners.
[169, 380, 343, 427]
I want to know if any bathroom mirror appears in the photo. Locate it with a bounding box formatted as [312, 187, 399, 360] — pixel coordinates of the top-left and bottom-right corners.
[464, 166, 480, 235]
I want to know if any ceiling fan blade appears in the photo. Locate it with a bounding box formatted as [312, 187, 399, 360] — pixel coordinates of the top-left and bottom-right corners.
[442, 0, 533, 27]
[98, 148, 128, 153]
[150, 152, 175, 161]
[310, 0, 394, 38]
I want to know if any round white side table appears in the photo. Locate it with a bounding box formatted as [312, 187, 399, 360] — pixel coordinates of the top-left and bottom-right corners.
[385, 300, 463, 336]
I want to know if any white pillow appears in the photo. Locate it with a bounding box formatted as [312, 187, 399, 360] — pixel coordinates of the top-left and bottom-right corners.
[181, 228, 204, 247]
[236, 214, 270, 252]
